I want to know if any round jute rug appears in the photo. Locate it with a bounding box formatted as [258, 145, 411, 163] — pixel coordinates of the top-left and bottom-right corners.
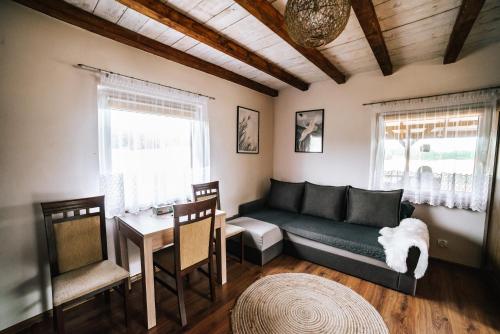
[231, 273, 388, 334]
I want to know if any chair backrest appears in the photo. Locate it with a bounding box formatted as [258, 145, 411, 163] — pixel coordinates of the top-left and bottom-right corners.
[192, 181, 220, 210]
[41, 196, 107, 277]
[173, 198, 217, 272]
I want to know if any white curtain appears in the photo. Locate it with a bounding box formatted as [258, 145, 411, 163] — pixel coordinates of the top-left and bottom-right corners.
[98, 73, 210, 217]
[370, 90, 498, 212]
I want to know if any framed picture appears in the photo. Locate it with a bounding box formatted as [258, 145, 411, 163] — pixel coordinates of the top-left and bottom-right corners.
[295, 109, 324, 153]
[237, 106, 259, 154]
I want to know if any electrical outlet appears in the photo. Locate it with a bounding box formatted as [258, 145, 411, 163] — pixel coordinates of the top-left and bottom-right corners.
[437, 239, 448, 248]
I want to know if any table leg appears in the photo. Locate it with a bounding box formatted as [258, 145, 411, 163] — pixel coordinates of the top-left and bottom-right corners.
[118, 226, 131, 290]
[215, 217, 227, 284]
[140, 237, 156, 329]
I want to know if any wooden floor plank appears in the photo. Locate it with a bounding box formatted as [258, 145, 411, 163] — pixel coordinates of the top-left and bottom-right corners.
[19, 255, 500, 334]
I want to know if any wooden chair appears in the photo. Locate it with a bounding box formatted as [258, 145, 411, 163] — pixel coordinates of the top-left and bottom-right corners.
[153, 198, 217, 327]
[192, 181, 245, 263]
[41, 196, 129, 334]
[192, 181, 221, 210]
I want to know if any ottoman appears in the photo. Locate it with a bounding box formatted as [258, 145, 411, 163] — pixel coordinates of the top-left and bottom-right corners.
[226, 217, 283, 266]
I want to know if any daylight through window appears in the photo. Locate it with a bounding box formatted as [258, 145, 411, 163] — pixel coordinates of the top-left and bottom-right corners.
[371, 91, 497, 211]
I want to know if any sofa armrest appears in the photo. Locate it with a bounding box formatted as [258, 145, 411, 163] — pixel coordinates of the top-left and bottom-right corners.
[238, 198, 267, 216]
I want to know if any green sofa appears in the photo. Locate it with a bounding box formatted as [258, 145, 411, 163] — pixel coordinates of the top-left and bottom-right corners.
[228, 180, 421, 295]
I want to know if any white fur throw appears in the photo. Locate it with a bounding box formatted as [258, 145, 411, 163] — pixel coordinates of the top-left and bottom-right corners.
[378, 218, 429, 279]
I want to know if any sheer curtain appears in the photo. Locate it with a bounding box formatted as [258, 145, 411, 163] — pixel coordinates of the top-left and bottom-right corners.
[370, 90, 497, 212]
[98, 73, 210, 217]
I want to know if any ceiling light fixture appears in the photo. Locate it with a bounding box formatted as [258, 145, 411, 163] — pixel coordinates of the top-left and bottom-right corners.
[285, 0, 351, 48]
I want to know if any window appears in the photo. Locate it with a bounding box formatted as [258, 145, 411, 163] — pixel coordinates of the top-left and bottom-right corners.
[371, 91, 497, 211]
[98, 74, 210, 217]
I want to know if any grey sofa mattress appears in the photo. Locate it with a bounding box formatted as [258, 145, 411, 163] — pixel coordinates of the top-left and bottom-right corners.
[244, 209, 300, 227]
[244, 208, 386, 262]
[284, 232, 389, 269]
[280, 215, 386, 262]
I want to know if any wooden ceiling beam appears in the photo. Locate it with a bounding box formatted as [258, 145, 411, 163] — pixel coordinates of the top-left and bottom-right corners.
[14, 0, 279, 97]
[351, 0, 393, 76]
[233, 0, 346, 84]
[118, 0, 309, 91]
[444, 0, 485, 64]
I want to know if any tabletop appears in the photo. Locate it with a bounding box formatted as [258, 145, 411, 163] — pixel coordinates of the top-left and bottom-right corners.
[117, 209, 226, 236]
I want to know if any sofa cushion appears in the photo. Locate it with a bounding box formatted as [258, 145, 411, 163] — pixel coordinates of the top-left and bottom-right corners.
[301, 182, 347, 221]
[268, 179, 305, 213]
[244, 208, 299, 227]
[400, 200, 415, 220]
[228, 217, 283, 251]
[346, 187, 403, 228]
[281, 215, 385, 261]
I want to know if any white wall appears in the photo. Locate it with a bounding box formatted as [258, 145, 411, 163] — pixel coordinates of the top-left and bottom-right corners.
[273, 42, 500, 269]
[0, 2, 274, 330]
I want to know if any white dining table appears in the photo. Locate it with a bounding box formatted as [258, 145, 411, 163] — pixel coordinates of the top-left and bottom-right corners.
[116, 209, 227, 329]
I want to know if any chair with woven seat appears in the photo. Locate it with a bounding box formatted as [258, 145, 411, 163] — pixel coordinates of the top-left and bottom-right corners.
[192, 181, 245, 263]
[41, 195, 129, 334]
[153, 198, 217, 327]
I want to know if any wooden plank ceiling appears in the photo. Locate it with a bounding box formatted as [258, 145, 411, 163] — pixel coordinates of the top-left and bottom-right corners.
[39, 0, 500, 93]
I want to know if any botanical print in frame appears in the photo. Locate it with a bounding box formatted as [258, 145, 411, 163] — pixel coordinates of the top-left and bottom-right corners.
[295, 109, 324, 153]
[237, 106, 260, 154]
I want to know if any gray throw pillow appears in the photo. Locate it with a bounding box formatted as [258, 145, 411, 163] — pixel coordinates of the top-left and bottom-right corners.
[301, 182, 347, 221]
[346, 187, 403, 228]
[400, 200, 415, 220]
[268, 179, 305, 213]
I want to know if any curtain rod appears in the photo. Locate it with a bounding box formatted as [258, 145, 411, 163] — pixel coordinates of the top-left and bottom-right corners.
[362, 85, 500, 106]
[74, 64, 216, 100]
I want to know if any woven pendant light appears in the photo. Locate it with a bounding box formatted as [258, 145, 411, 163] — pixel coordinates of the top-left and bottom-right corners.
[285, 0, 351, 48]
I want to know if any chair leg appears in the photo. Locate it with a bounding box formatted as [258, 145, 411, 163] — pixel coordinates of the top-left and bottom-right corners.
[53, 305, 64, 334]
[122, 279, 129, 327]
[208, 259, 216, 302]
[239, 232, 244, 264]
[176, 274, 187, 327]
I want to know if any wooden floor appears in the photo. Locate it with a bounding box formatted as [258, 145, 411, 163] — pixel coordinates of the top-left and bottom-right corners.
[23, 255, 500, 334]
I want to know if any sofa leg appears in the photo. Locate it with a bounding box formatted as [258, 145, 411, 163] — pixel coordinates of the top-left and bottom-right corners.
[103, 289, 111, 305]
[53, 305, 65, 334]
[240, 232, 244, 264]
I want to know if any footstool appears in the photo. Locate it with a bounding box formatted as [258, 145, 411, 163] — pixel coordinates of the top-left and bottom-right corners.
[226, 217, 283, 266]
